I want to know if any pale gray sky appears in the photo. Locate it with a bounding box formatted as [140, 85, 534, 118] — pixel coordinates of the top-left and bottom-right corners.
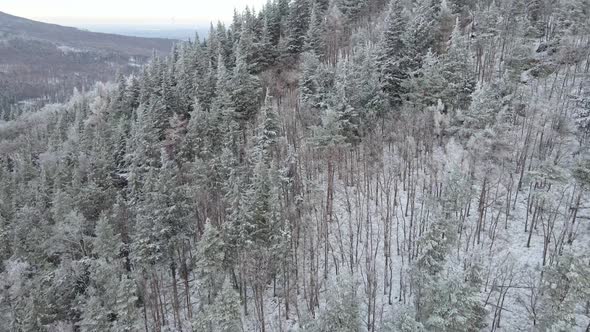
[2, 0, 268, 25]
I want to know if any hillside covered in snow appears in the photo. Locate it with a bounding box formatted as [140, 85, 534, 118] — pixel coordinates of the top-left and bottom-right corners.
[0, 0, 589, 331]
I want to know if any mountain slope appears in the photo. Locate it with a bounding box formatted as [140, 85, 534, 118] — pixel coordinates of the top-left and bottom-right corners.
[0, 1, 589, 332]
[0, 11, 175, 56]
[0, 11, 176, 112]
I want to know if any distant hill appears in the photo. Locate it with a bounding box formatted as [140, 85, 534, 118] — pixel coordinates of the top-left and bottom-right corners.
[79, 24, 209, 40]
[0, 11, 176, 112]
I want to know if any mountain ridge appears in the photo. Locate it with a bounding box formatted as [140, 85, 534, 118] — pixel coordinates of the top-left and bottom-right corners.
[0, 11, 177, 113]
[0, 11, 176, 56]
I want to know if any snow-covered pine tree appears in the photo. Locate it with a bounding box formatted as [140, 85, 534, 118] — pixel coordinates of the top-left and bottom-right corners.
[231, 41, 262, 125]
[193, 277, 243, 332]
[304, 1, 325, 57]
[441, 18, 476, 111]
[195, 221, 226, 305]
[314, 275, 360, 332]
[377, 0, 410, 108]
[287, 0, 311, 54]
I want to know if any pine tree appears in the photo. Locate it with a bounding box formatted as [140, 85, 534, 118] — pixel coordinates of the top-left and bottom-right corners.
[78, 253, 138, 332]
[161, 62, 178, 120]
[304, 2, 325, 56]
[413, 211, 455, 321]
[130, 168, 164, 267]
[220, 130, 248, 258]
[196, 53, 217, 111]
[125, 102, 161, 197]
[277, 0, 290, 19]
[287, 0, 311, 54]
[412, 163, 487, 331]
[441, 19, 476, 111]
[237, 23, 257, 72]
[174, 43, 197, 115]
[155, 159, 192, 264]
[212, 54, 233, 115]
[93, 212, 121, 261]
[247, 154, 278, 245]
[181, 100, 207, 162]
[266, 0, 282, 46]
[313, 105, 349, 149]
[405, 0, 441, 67]
[195, 221, 226, 305]
[330, 57, 360, 145]
[254, 95, 280, 160]
[208, 277, 243, 332]
[346, 44, 384, 132]
[0, 259, 42, 332]
[422, 264, 487, 331]
[377, 0, 410, 108]
[49, 210, 91, 259]
[111, 276, 139, 332]
[382, 308, 424, 331]
[300, 51, 323, 109]
[338, 0, 368, 23]
[77, 286, 113, 332]
[315, 275, 360, 332]
[462, 81, 504, 132]
[231, 44, 262, 125]
[448, 0, 474, 16]
[258, 14, 278, 70]
[405, 49, 447, 109]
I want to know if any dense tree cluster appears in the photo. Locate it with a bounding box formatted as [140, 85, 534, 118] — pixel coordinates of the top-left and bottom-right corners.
[1, 0, 589, 331]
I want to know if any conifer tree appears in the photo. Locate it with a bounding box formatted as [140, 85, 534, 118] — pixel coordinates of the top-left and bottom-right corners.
[125, 102, 161, 195]
[258, 14, 278, 70]
[231, 44, 262, 125]
[377, 0, 410, 108]
[382, 309, 425, 331]
[77, 286, 114, 332]
[93, 213, 121, 261]
[462, 81, 504, 132]
[209, 277, 243, 332]
[254, 96, 280, 160]
[111, 276, 139, 332]
[339, 0, 367, 23]
[195, 221, 226, 305]
[405, 49, 447, 109]
[315, 275, 360, 332]
[266, 0, 282, 46]
[304, 2, 325, 57]
[330, 58, 360, 145]
[130, 169, 164, 268]
[346, 44, 384, 132]
[441, 19, 476, 111]
[300, 51, 323, 109]
[287, 0, 311, 54]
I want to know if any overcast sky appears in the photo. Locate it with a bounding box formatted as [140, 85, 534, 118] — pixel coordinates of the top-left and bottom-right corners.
[2, 0, 268, 25]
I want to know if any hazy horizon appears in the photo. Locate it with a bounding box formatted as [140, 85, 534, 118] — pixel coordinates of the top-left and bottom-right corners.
[2, 0, 267, 26]
[78, 23, 211, 40]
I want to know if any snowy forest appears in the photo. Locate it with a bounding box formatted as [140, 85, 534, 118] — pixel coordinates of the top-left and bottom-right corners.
[1, 0, 590, 331]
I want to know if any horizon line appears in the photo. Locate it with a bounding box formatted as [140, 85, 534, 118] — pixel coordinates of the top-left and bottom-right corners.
[32, 16, 223, 26]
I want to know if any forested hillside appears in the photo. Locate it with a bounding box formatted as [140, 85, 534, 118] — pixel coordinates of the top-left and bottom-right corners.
[1, 0, 589, 331]
[0, 11, 175, 116]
